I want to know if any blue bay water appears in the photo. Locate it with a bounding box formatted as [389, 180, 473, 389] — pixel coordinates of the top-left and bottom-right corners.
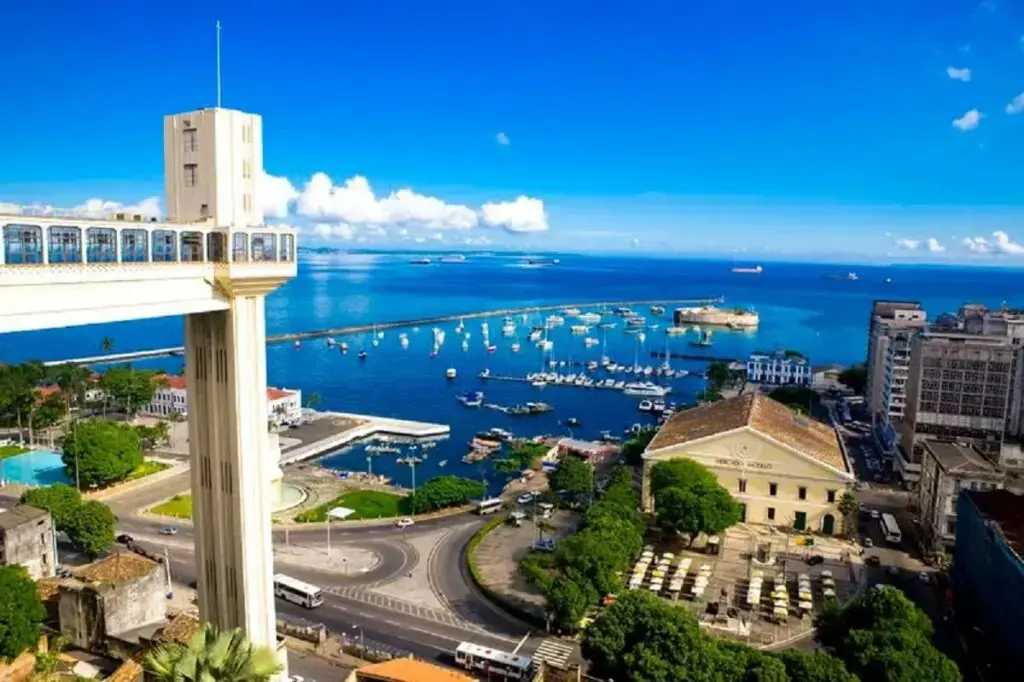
[3, 254, 1023, 494]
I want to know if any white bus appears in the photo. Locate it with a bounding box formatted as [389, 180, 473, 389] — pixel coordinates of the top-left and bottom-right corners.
[475, 498, 504, 515]
[879, 513, 902, 545]
[273, 574, 324, 608]
[455, 642, 533, 680]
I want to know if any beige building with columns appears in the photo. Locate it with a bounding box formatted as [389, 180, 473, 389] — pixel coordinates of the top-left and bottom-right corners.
[643, 393, 855, 535]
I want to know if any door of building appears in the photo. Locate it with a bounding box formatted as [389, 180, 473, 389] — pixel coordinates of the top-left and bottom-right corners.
[794, 511, 807, 531]
[822, 514, 835, 536]
[739, 503, 747, 523]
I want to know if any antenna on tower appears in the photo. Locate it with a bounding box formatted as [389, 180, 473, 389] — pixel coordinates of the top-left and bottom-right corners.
[215, 20, 223, 108]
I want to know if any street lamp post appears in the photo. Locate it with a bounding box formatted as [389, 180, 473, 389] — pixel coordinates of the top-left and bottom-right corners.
[366, 455, 372, 477]
[351, 624, 364, 654]
[408, 460, 417, 513]
[326, 515, 331, 558]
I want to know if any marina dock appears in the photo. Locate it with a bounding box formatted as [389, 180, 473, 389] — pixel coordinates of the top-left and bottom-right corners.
[42, 296, 724, 367]
[650, 350, 742, 363]
[279, 412, 450, 465]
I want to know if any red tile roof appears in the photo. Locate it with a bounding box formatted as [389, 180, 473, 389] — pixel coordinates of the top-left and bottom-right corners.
[164, 376, 187, 390]
[266, 388, 297, 401]
[156, 375, 296, 401]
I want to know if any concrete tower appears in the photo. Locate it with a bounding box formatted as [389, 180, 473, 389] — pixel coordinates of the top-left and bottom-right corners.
[165, 107, 285, 673]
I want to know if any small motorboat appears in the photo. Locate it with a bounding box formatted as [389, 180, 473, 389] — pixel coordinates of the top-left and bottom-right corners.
[358, 350, 368, 360]
[446, 368, 457, 379]
[639, 400, 654, 412]
[566, 417, 581, 427]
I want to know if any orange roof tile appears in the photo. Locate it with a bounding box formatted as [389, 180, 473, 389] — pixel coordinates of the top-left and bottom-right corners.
[266, 388, 297, 401]
[648, 393, 849, 473]
[355, 658, 476, 682]
[75, 551, 158, 585]
[158, 613, 200, 645]
[163, 376, 187, 391]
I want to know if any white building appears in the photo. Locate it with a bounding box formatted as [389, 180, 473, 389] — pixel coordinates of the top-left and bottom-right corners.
[865, 300, 927, 426]
[746, 351, 811, 386]
[918, 440, 1008, 553]
[143, 375, 302, 427]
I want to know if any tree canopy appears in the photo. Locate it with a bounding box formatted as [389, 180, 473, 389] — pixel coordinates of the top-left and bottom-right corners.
[816, 585, 961, 682]
[547, 455, 593, 502]
[650, 459, 741, 538]
[621, 427, 658, 466]
[62, 419, 143, 488]
[97, 366, 164, 415]
[0, 565, 46, 662]
[838, 364, 867, 395]
[20, 484, 82, 528]
[768, 386, 818, 413]
[65, 500, 117, 559]
[406, 476, 485, 513]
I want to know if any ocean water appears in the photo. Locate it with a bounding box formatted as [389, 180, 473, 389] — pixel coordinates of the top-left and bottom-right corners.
[3, 254, 1024, 493]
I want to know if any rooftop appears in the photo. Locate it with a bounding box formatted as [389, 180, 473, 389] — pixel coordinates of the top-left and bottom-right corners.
[352, 658, 476, 682]
[106, 658, 143, 682]
[75, 551, 158, 585]
[158, 613, 200, 645]
[0, 503, 50, 530]
[647, 393, 848, 473]
[966, 489, 1024, 558]
[922, 440, 1002, 478]
[158, 375, 297, 401]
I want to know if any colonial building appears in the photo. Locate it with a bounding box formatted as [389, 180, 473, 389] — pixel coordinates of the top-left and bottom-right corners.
[642, 393, 854, 535]
[142, 375, 302, 427]
[0, 504, 55, 579]
[746, 351, 811, 386]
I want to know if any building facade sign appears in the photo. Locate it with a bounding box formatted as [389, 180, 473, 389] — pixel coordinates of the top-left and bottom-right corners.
[715, 458, 773, 470]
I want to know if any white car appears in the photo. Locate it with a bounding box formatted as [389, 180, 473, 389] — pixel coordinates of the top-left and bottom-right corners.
[394, 517, 414, 529]
[517, 494, 534, 505]
[160, 526, 179, 536]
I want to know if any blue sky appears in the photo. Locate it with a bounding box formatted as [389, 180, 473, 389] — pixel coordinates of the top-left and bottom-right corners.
[3, 0, 1024, 261]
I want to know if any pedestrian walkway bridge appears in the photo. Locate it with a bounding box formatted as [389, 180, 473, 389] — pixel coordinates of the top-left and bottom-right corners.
[0, 214, 296, 333]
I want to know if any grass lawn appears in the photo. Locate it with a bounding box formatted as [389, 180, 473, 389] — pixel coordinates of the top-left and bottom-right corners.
[126, 460, 171, 481]
[151, 494, 193, 519]
[0, 445, 29, 459]
[295, 489, 410, 523]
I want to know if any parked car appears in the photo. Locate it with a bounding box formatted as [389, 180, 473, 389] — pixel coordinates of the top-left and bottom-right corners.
[805, 554, 825, 566]
[394, 517, 414, 529]
[869, 510, 881, 521]
[863, 538, 873, 548]
[159, 527, 179, 536]
[116, 533, 134, 545]
[516, 493, 534, 505]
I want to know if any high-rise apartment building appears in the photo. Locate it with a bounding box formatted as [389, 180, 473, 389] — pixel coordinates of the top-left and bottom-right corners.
[865, 301, 927, 456]
[898, 331, 1015, 487]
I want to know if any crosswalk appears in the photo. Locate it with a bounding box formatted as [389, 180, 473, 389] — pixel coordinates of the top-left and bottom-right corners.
[324, 585, 467, 627]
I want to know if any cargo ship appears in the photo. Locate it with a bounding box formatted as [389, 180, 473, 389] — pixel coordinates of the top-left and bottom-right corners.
[731, 265, 763, 274]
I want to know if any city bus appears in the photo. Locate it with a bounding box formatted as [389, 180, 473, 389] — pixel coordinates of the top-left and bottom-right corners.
[879, 513, 902, 545]
[455, 642, 533, 680]
[273, 574, 324, 609]
[475, 498, 504, 515]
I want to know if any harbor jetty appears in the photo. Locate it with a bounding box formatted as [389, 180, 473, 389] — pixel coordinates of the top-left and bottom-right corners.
[649, 350, 742, 363]
[279, 412, 449, 465]
[42, 296, 724, 367]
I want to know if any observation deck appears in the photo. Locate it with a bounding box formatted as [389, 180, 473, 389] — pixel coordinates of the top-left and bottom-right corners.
[0, 214, 297, 333]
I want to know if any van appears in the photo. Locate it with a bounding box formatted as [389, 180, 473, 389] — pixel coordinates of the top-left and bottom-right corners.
[537, 503, 554, 519]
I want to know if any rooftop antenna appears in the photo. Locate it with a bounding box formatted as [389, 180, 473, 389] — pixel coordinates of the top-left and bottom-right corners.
[215, 20, 222, 108]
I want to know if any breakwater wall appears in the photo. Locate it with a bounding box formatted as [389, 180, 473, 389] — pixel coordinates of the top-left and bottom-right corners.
[46, 296, 724, 366]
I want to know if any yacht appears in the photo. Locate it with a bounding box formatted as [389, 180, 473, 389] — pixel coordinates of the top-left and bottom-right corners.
[623, 382, 671, 397]
[562, 307, 582, 317]
[511, 342, 521, 352]
[539, 339, 554, 351]
[487, 344, 498, 353]
[650, 306, 665, 315]
[340, 342, 350, 353]
[584, 337, 599, 347]
[546, 315, 565, 327]
[665, 326, 686, 335]
[638, 399, 654, 412]
[528, 328, 543, 342]
[579, 312, 602, 324]
[294, 341, 301, 349]
[410, 257, 431, 265]
[626, 316, 646, 328]
[502, 323, 516, 336]
[399, 337, 408, 349]
[570, 325, 590, 334]
[446, 368, 457, 379]
[462, 340, 469, 351]
[457, 391, 484, 407]
[326, 337, 336, 347]
[358, 350, 368, 360]
[478, 368, 491, 379]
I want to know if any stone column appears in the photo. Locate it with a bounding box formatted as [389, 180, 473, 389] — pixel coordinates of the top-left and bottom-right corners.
[641, 458, 654, 513]
[184, 290, 285, 677]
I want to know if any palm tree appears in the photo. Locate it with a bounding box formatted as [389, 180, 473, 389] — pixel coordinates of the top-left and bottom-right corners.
[145, 624, 282, 682]
[52, 363, 91, 423]
[100, 337, 114, 354]
[305, 393, 322, 409]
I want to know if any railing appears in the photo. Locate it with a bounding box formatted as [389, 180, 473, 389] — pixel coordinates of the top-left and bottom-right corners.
[0, 221, 295, 267]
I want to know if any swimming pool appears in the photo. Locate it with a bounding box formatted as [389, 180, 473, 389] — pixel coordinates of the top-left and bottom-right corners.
[0, 449, 71, 486]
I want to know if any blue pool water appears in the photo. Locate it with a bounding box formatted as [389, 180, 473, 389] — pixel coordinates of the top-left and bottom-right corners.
[0, 449, 71, 486]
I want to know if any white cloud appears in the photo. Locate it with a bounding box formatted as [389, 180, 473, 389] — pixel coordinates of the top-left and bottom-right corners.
[946, 66, 971, 82]
[953, 109, 983, 131]
[312, 223, 357, 240]
[260, 172, 298, 218]
[1005, 93, 1024, 114]
[993, 231, 1024, 254]
[296, 173, 478, 230]
[963, 236, 991, 253]
[496, 132, 510, 146]
[631, 238, 641, 247]
[1, 196, 163, 219]
[479, 196, 549, 233]
[895, 238, 921, 250]
[926, 237, 946, 252]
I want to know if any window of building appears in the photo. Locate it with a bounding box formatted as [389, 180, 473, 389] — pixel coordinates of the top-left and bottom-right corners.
[243, 193, 252, 213]
[183, 128, 198, 153]
[767, 507, 776, 521]
[827, 489, 836, 503]
[769, 482, 778, 496]
[184, 164, 198, 188]
[738, 479, 747, 493]
[242, 159, 252, 179]
[798, 486, 807, 501]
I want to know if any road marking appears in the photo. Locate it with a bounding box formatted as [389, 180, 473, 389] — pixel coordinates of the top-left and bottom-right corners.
[325, 585, 465, 627]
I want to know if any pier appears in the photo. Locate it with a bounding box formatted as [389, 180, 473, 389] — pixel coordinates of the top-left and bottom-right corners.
[279, 411, 450, 465]
[650, 350, 741, 363]
[41, 296, 725, 367]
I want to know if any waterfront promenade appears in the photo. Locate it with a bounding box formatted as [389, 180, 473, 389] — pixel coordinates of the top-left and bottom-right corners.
[43, 296, 723, 366]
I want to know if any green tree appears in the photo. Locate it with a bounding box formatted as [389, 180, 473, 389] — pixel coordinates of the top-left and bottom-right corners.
[305, 392, 322, 409]
[20, 484, 82, 527]
[406, 476, 485, 513]
[145, 624, 282, 682]
[33, 634, 69, 680]
[621, 427, 657, 466]
[50, 363, 91, 420]
[837, 492, 859, 537]
[62, 419, 143, 488]
[545, 576, 594, 632]
[838, 364, 867, 395]
[547, 455, 593, 502]
[817, 585, 961, 682]
[64, 500, 116, 559]
[650, 458, 719, 495]
[99, 337, 114, 354]
[775, 649, 859, 682]
[706, 360, 734, 391]
[97, 367, 163, 416]
[0, 565, 47, 662]
[655, 484, 740, 537]
[768, 386, 818, 413]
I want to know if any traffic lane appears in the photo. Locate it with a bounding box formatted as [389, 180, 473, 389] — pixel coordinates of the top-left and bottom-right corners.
[430, 520, 535, 640]
[131, 537, 413, 590]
